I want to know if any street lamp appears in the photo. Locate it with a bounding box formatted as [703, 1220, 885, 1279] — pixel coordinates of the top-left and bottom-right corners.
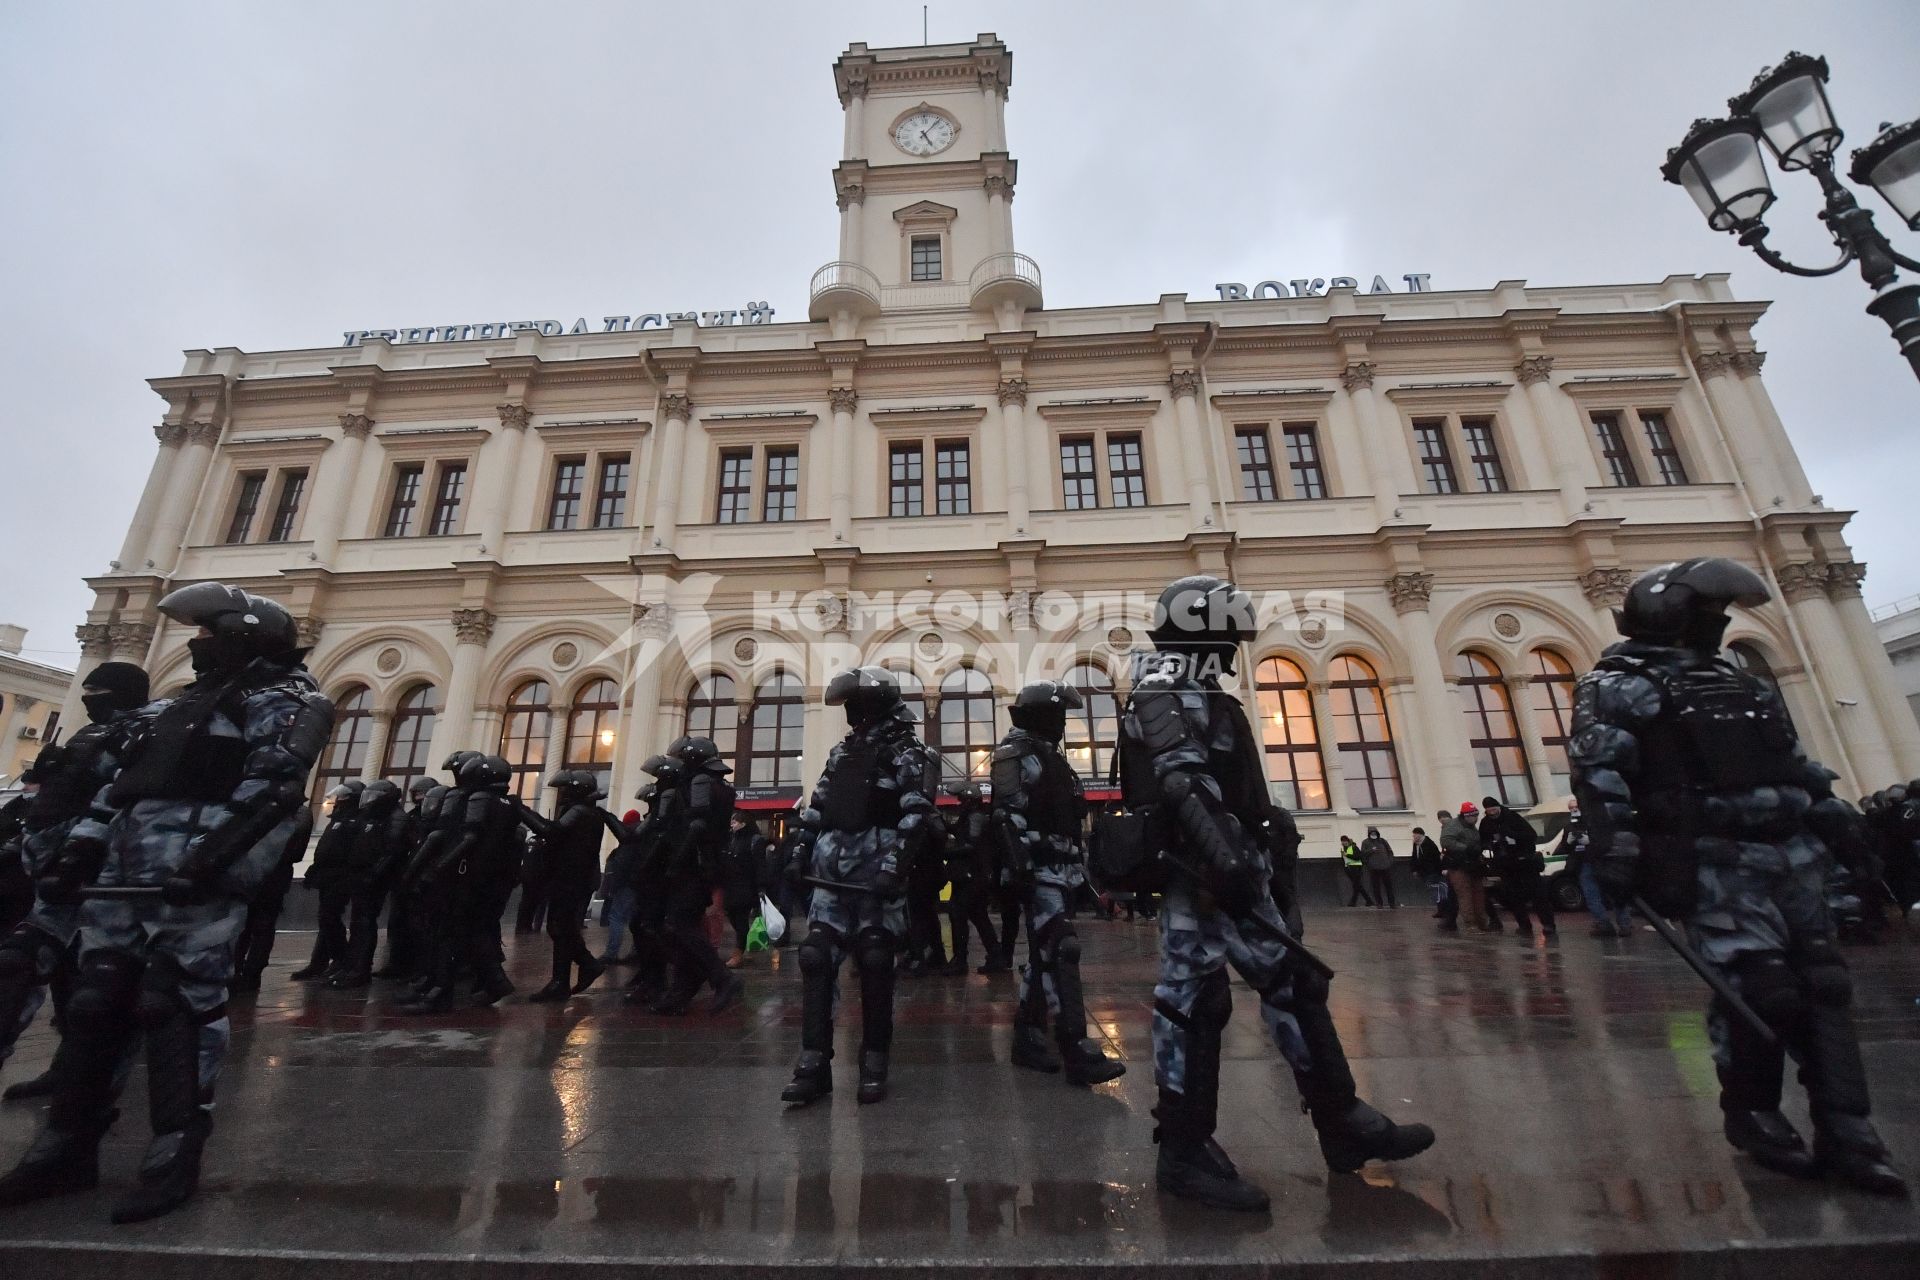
[1661, 53, 1920, 382]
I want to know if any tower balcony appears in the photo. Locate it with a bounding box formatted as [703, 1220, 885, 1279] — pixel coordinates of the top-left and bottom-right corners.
[807, 261, 883, 322]
[969, 252, 1043, 314]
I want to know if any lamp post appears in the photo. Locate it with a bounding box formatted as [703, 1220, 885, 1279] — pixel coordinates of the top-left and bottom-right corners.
[1661, 53, 1920, 382]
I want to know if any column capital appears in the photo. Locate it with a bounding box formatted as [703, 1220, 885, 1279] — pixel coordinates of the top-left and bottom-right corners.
[838, 68, 870, 104]
[1729, 350, 1767, 377]
[834, 182, 865, 211]
[107, 621, 154, 658]
[1385, 571, 1434, 614]
[1341, 361, 1377, 391]
[75, 622, 114, 658]
[977, 67, 1006, 96]
[296, 616, 326, 649]
[338, 412, 375, 439]
[1168, 369, 1202, 399]
[660, 394, 693, 422]
[829, 386, 860, 414]
[1516, 355, 1555, 386]
[185, 421, 222, 447]
[153, 423, 188, 448]
[451, 607, 498, 645]
[996, 377, 1029, 407]
[1774, 561, 1827, 603]
[1823, 560, 1867, 600]
[983, 174, 1014, 201]
[495, 403, 531, 431]
[632, 601, 673, 640]
[368, 708, 395, 726]
[1577, 566, 1635, 608]
[1693, 351, 1734, 380]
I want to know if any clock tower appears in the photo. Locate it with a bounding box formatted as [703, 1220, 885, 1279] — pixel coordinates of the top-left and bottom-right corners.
[809, 33, 1041, 334]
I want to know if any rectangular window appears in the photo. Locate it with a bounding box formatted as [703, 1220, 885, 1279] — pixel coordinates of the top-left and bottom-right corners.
[1061, 437, 1098, 509]
[889, 443, 924, 517]
[1108, 433, 1148, 507]
[1642, 412, 1689, 485]
[910, 236, 942, 282]
[225, 471, 266, 544]
[547, 457, 586, 530]
[935, 441, 971, 515]
[265, 468, 307, 542]
[592, 454, 629, 529]
[1283, 424, 1327, 499]
[1236, 427, 1278, 501]
[1592, 413, 1641, 486]
[716, 448, 753, 523]
[428, 462, 466, 535]
[1412, 420, 1459, 494]
[763, 447, 799, 522]
[1461, 418, 1508, 493]
[383, 464, 424, 537]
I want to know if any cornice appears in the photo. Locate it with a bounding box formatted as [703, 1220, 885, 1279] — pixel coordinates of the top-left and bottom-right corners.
[1208, 387, 1335, 412]
[697, 410, 821, 438]
[1033, 397, 1162, 424]
[1555, 374, 1690, 400]
[375, 425, 492, 445]
[1382, 381, 1514, 409]
[865, 404, 987, 430]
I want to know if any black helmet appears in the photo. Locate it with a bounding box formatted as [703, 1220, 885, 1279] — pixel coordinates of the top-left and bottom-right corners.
[665, 736, 693, 757]
[442, 749, 479, 774]
[548, 769, 602, 798]
[673, 736, 726, 769]
[157, 581, 300, 675]
[1009, 679, 1083, 742]
[642, 753, 686, 784]
[80, 662, 149, 723]
[360, 779, 401, 814]
[635, 780, 658, 802]
[407, 776, 437, 801]
[456, 754, 512, 791]
[325, 780, 364, 816]
[1149, 575, 1254, 673]
[1616, 558, 1768, 651]
[824, 665, 902, 728]
[948, 781, 983, 805]
[1888, 784, 1910, 806]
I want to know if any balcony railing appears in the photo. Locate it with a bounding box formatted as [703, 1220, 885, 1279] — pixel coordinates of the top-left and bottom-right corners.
[968, 252, 1043, 310]
[807, 260, 882, 320]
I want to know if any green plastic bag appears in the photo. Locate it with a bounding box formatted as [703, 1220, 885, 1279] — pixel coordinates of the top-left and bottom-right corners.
[744, 914, 771, 952]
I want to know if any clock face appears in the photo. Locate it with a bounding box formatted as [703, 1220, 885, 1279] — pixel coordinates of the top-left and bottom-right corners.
[893, 111, 956, 157]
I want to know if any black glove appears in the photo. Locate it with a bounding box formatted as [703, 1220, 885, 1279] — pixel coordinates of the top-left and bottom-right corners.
[162, 874, 207, 908]
[871, 867, 903, 899]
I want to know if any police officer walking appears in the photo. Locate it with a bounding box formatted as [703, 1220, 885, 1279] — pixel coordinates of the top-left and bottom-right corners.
[650, 737, 743, 1016]
[516, 769, 615, 1002]
[0, 662, 152, 1099]
[0, 583, 331, 1222]
[1121, 575, 1433, 1211]
[993, 680, 1124, 1086]
[292, 781, 362, 980]
[939, 782, 1001, 976]
[1571, 558, 1905, 1194]
[782, 667, 938, 1107]
[329, 779, 408, 989]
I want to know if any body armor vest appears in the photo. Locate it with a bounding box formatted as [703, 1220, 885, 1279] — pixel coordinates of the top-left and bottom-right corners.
[1023, 745, 1084, 840]
[109, 668, 287, 805]
[25, 722, 116, 828]
[823, 733, 901, 832]
[1631, 658, 1803, 795]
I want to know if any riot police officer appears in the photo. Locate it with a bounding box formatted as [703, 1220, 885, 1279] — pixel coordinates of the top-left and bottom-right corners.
[621, 754, 683, 1007]
[0, 662, 151, 1099]
[401, 754, 523, 1013]
[994, 680, 1124, 1086]
[940, 782, 1001, 976]
[229, 803, 312, 996]
[1121, 575, 1432, 1211]
[781, 667, 938, 1107]
[292, 781, 363, 981]
[329, 779, 408, 989]
[393, 753, 477, 993]
[372, 776, 438, 979]
[517, 769, 615, 1002]
[1572, 558, 1904, 1194]
[651, 737, 743, 1016]
[0, 582, 331, 1222]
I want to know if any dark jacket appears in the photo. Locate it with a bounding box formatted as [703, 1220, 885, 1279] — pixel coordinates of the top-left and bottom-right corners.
[721, 826, 766, 907]
[1481, 808, 1543, 877]
[1410, 835, 1442, 877]
[1360, 835, 1394, 872]
[1439, 816, 1485, 874]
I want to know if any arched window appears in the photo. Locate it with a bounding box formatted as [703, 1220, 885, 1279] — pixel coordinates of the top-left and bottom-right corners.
[1253, 657, 1328, 810]
[381, 683, 441, 789]
[314, 685, 374, 803]
[1728, 641, 1783, 696]
[890, 669, 925, 723]
[1528, 649, 1578, 797]
[1063, 662, 1119, 782]
[564, 677, 621, 786]
[1327, 656, 1403, 810]
[1455, 652, 1535, 808]
[684, 674, 739, 767]
[936, 667, 997, 783]
[498, 680, 552, 803]
[744, 671, 805, 788]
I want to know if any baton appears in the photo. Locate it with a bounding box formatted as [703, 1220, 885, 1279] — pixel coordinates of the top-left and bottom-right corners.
[1631, 896, 1779, 1048]
[799, 874, 904, 899]
[1160, 849, 1336, 982]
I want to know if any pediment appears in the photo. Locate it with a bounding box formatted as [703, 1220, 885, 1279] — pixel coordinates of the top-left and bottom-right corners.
[892, 200, 959, 226]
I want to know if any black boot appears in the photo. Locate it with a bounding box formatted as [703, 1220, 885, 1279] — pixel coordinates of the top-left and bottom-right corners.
[1724, 1108, 1819, 1179]
[229, 972, 262, 995]
[1049, 939, 1123, 1085]
[976, 951, 1013, 975]
[2, 1069, 58, 1102]
[707, 972, 744, 1014]
[856, 1049, 888, 1105]
[1011, 1023, 1062, 1073]
[398, 986, 454, 1015]
[0, 1110, 115, 1207]
[571, 956, 606, 995]
[1152, 1088, 1268, 1212]
[1060, 1036, 1125, 1086]
[781, 1050, 833, 1106]
[326, 969, 371, 990]
[1814, 1114, 1908, 1196]
[112, 988, 214, 1224]
[111, 1114, 210, 1224]
[472, 968, 515, 1007]
[1313, 1099, 1436, 1174]
[527, 979, 571, 1003]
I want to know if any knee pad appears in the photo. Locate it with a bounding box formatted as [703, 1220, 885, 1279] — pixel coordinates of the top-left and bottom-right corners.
[1731, 953, 1805, 1025]
[67, 951, 143, 1031]
[1055, 930, 1081, 967]
[798, 924, 839, 975]
[1193, 967, 1233, 1033]
[136, 960, 193, 1031]
[855, 927, 895, 974]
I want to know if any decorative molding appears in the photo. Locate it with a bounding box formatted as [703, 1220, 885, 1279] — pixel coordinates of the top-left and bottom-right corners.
[295, 617, 325, 648]
[1823, 560, 1867, 600]
[107, 621, 154, 655]
[1007, 589, 1035, 630]
[1207, 387, 1334, 413]
[338, 412, 375, 439]
[495, 403, 531, 431]
[835, 184, 864, 211]
[1693, 351, 1734, 379]
[185, 422, 222, 447]
[1774, 561, 1827, 603]
[1385, 572, 1433, 614]
[997, 378, 1029, 407]
[1516, 355, 1555, 387]
[829, 387, 860, 414]
[375, 645, 405, 675]
[983, 174, 1014, 201]
[659, 394, 693, 422]
[1034, 397, 1162, 425]
[1298, 618, 1328, 648]
[1341, 361, 1377, 391]
[1577, 567, 1635, 608]
[1730, 350, 1767, 377]
[75, 623, 113, 656]
[451, 608, 497, 645]
[1492, 611, 1523, 639]
[1168, 369, 1202, 399]
[153, 423, 188, 448]
[867, 405, 987, 435]
[632, 602, 672, 640]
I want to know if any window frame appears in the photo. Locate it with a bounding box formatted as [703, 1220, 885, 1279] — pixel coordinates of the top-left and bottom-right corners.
[1060, 435, 1100, 510]
[715, 447, 754, 524]
[1106, 431, 1149, 508]
[1234, 426, 1279, 502]
[383, 463, 426, 538]
[1253, 656, 1330, 810]
[934, 667, 998, 783]
[762, 447, 800, 523]
[264, 467, 308, 543]
[380, 683, 441, 789]
[742, 670, 806, 788]
[889, 441, 925, 517]
[1062, 662, 1119, 782]
[684, 673, 741, 770]
[1326, 655, 1404, 811]
[909, 235, 943, 283]
[312, 685, 374, 805]
[426, 461, 467, 536]
[1281, 423, 1328, 499]
[933, 439, 972, 516]
[562, 677, 621, 785]
[224, 470, 267, 545]
[1640, 410, 1691, 486]
[1411, 418, 1462, 495]
[592, 452, 631, 529]
[1527, 648, 1577, 794]
[1459, 417, 1509, 493]
[497, 679, 553, 804]
[546, 456, 588, 531]
[1454, 651, 1537, 809]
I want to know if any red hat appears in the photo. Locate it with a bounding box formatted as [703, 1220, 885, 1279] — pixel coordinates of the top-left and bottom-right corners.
[1457, 801, 1479, 817]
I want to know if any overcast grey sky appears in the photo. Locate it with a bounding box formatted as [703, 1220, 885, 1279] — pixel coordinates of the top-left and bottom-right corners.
[2, 0, 1916, 667]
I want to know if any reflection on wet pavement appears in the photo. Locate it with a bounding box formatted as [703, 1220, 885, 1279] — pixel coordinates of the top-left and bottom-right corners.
[0, 907, 1915, 1273]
